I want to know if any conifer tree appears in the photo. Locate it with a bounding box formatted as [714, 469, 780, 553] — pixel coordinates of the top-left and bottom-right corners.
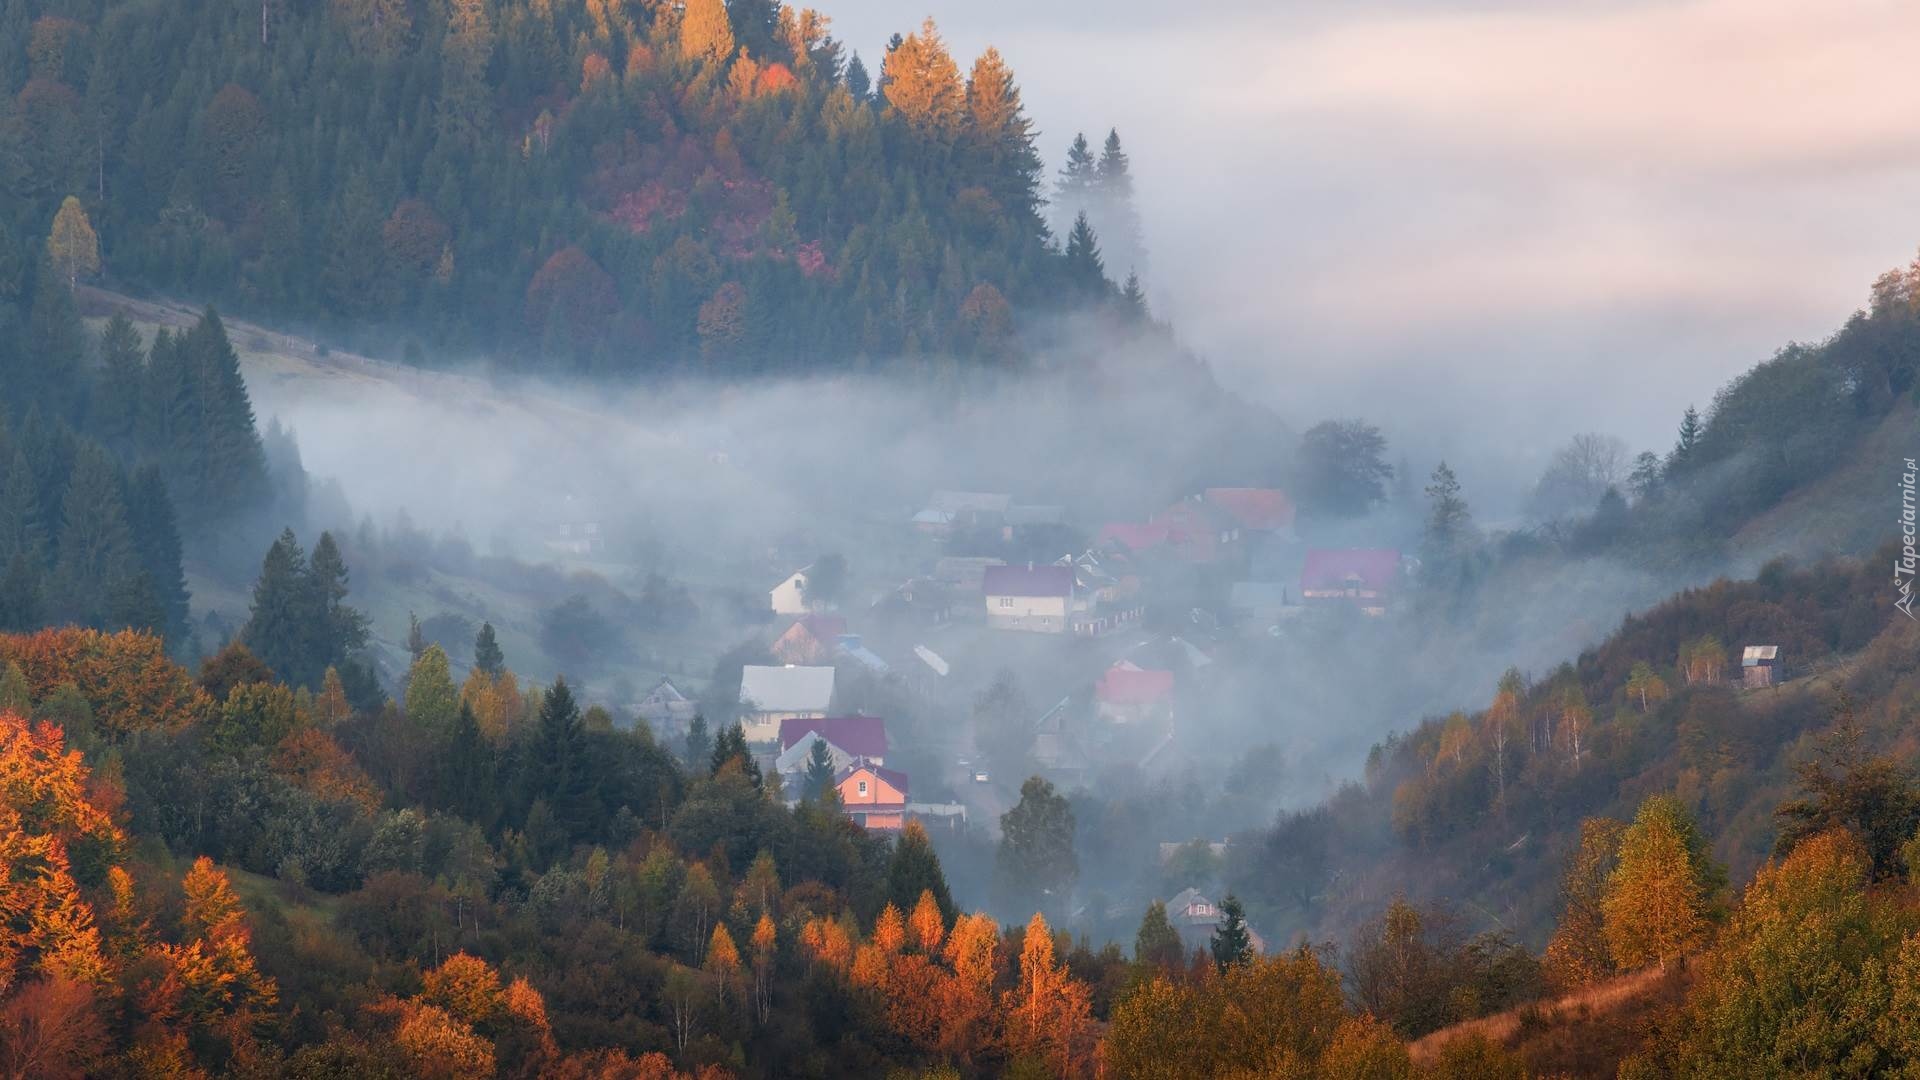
[184, 309, 269, 521]
[803, 736, 835, 800]
[1094, 129, 1146, 281]
[886, 819, 955, 921]
[306, 531, 368, 679]
[0, 450, 47, 570]
[240, 529, 310, 684]
[532, 676, 594, 838]
[684, 714, 712, 770]
[124, 465, 189, 638]
[964, 48, 1042, 222]
[1209, 894, 1253, 971]
[709, 721, 762, 788]
[1423, 461, 1473, 564]
[1064, 212, 1106, 295]
[1134, 900, 1184, 971]
[844, 51, 871, 100]
[53, 441, 142, 627]
[473, 620, 505, 675]
[880, 19, 964, 135]
[439, 701, 498, 826]
[1053, 133, 1096, 231]
[91, 313, 144, 457]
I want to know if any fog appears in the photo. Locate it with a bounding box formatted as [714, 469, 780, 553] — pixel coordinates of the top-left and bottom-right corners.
[825, 0, 1920, 496]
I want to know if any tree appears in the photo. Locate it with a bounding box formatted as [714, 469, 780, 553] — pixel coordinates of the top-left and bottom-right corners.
[1542, 817, 1626, 990]
[684, 715, 711, 771]
[472, 622, 504, 676]
[964, 48, 1041, 221]
[886, 819, 954, 921]
[1422, 461, 1473, 563]
[996, 777, 1076, 916]
[47, 197, 98, 289]
[1530, 433, 1630, 520]
[1209, 894, 1253, 972]
[530, 677, 594, 839]
[1063, 212, 1106, 295]
[405, 645, 459, 735]
[679, 0, 735, 62]
[1052, 133, 1096, 234]
[1601, 795, 1715, 971]
[1668, 405, 1703, 472]
[708, 722, 761, 789]
[1774, 698, 1920, 881]
[123, 467, 188, 639]
[1627, 450, 1664, 502]
[1093, 129, 1146, 282]
[51, 443, 142, 629]
[1295, 420, 1393, 518]
[1134, 901, 1183, 971]
[1625, 662, 1670, 713]
[802, 737, 835, 801]
[879, 18, 964, 133]
[1001, 913, 1094, 1075]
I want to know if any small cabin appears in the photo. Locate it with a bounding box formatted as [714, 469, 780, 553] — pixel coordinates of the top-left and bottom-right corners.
[1742, 645, 1780, 689]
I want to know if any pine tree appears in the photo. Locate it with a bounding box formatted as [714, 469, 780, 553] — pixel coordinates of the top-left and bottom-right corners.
[0, 450, 47, 570]
[407, 611, 427, 663]
[880, 19, 964, 134]
[964, 47, 1042, 223]
[1121, 272, 1149, 321]
[532, 676, 594, 839]
[1423, 461, 1473, 563]
[240, 529, 311, 686]
[1668, 405, 1703, 472]
[473, 621, 505, 675]
[684, 714, 712, 770]
[710, 721, 762, 788]
[307, 531, 367, 677]
[439, 700, 497, 826]
[1053, 133, 1096, 232]
[844, 51, 871, 101]
[886, 819, 955, 921]
[53, 441, 141, 627]
[91, 313, 144, 458]
[1064, 212, 1106, 295]
[1094, 129, 1146, 281]
[1209, 893, 1253, 971]
[184, 309, 269, 521]
[803, 736, 835, 800]
[124, 465, 189, 638]
[0, 553, 40, 633]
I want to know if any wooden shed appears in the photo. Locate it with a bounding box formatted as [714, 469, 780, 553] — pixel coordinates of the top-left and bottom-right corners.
[1742, 645, 1780, 689]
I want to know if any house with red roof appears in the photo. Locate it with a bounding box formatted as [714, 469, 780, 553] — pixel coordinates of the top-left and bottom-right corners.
[771, 614, 847, 664]
[1203, 488, 1296, 533]
[983, 562, 1076, 633]
[775, 715, 888, 768]
[1096, 660, 1176, 726]
[1299, 549, 1401, 613]
[837, 760, 910, 831]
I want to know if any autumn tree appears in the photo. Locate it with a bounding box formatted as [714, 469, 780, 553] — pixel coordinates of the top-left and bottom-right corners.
[679, 0, 734, 62]
[1542, 817, 1626, 990]
[1134, 900, 1183, 972]
[1626, 661, 1669, 712]
[1601, 795, 1716, 971]
[1000, 913, 1093, 1075]
[880, 19, 964, 134]
[47, 198, 98, 289]
[1774, 698, 1920, 880]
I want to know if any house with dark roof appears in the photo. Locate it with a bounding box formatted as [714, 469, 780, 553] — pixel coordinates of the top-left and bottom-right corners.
[774, 715, 888, 781]
[634, 677, 697, 736]
[983, 563, 1076, 633]
[837, 760, 910, 831]
[1299, 549, 1402, 614]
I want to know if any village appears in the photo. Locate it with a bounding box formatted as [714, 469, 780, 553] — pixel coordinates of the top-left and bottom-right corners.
[606, 483, 1409, 944]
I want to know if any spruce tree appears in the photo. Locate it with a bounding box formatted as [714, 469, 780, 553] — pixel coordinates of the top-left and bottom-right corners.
[184, 309, 269, 520]
[1094, 128, 1146, 281]
[25, 262, 88, 424]
[1064, 212, 1107, 295]
[124, 465, 190, 638]
[845, 51, 871, 101]
[684, 714, 712, 771]
[240, 529, 311, 686]
[439, 700, 498, 826]
[406, 611, 427, 663]
[307, 531, 367, 675]
[803, 736, 836, 801]
[886, 819, 955, 921]
[54, 441, 142, 627]
[0, 450, 46, 570]
[532, 676, 594, 839]
[710, 721, 762, 788]
[91, 313, 145, 458]
[1210, 893, 1253, 971]
[1053, 132, 1096, 230]
[0, 554, 40, 633]
[473, 620, 505, 675]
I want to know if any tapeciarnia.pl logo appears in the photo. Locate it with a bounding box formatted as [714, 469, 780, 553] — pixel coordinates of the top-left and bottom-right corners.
[1900, 457, 1918, 620]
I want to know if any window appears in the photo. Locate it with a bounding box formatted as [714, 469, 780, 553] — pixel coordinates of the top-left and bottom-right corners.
[999, 597, 1013, 608]
[857, 780, 869, 796]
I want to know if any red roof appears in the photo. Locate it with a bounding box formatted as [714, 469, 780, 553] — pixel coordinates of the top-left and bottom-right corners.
[1300, 549, 1401, 592]
[982, 563, 1074, 597]
[1098, 522, 1169, 551]
[1096, 663, 1175, 704]
[793, 614, 846, 641]
[779, 715, 888, 758]
[1204, 488, 1296, 531]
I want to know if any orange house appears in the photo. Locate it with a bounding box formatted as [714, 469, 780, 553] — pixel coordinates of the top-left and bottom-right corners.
[836, 760, 909, 832]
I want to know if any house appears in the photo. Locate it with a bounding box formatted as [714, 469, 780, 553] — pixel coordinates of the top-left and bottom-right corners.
[737, 664, 836, 742]
[770, 567, 813, 616]
[834, 633, 891, 675]
[634, 677, 697, 734]
[1098, 521, 1170, 554]
[1166, 887, 1267, 954]
[1229, 581, 1291, 630]
[934, 556, 1004, 593]
[1203, 488, 1296, 534]
[1153, 497, 1246, 564]
[774, 715, 888, 780]
[1095, 661, 1175, 726]
[913, 491, 1012, 536]
[871, 577, 955, 629]
[1742, 645, 1781, 688]
[544, 494, 605, 556]
[983, 563, 1076, 633]
[1299, 549, 1402, 614]
[771, 614, 846, 664]
[837, 760, 910, 831]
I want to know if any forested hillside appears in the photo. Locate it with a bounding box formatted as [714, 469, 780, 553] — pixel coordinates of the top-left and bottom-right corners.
[1, 0, 1154, 374]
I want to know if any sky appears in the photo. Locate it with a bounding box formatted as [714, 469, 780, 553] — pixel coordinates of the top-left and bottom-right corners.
[825, 0, 1920, 500]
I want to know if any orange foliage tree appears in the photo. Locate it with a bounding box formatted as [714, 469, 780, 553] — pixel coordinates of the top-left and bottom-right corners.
[0, 629, 209, 738]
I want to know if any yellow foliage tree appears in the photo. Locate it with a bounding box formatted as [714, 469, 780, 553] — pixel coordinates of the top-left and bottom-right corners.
[908, 889, 945, 953]
[679, 0, 734, 63]
[881, 18, 965, 134]
[1001, 913, 1094, 1075]
[1602, 796, 1711, 971]
[47, 196, 99, 289]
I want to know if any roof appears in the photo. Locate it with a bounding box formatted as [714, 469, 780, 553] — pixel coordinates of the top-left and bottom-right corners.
[837, 759, 910, 796]
[914, 645, 950, 677]
[836, 639, 891, 674]
[779, 714, 888, 758]
[738, 665, 836, 713]
[792, 614, 846, 641]
[1099, 522, 1170, 551]
[639, 677, 688, 705]
[927, 490, 1011, 515]
[1300, 549, 1401, 592]
[911, 508, 955, 525]
[1743, 645, 1780, 665]
[1204, 488, 1296, 531]
[1167, 887, 1215, 920]
[982, 563, 1074, 598]
[1096, 661, 1175, 704]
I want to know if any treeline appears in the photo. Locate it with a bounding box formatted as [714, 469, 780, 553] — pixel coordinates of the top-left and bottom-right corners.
[1233, 545, 1907, 949]
[0, 243, 280, 643]
[2, 0, 1157, 375]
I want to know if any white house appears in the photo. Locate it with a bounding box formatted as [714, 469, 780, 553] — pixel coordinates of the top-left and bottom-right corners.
[770, 566, 811, 616]
[982, 563, 1075, 633]
[737, 664, 835, 742]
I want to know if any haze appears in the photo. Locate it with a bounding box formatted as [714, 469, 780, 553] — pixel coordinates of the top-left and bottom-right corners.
[828, 0, 1920, 482]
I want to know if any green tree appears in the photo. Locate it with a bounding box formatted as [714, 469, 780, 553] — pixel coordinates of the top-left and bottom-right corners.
[802, 736, 835, 801]
[886, 819, 955, 921]
[996, 776, 1077, 916]
[709, 721, 762, 789]
[1209, 894, 1253, 972]
[1063, 212, 1106, 295]
[684, 714, 712, 771]
[531, 676, 594, 838]
[1134, 901, 1183, 971]
[124, 466, 189, 638]
[472, 621, 504, 676]
[405, 645, 459, 735]
[52, 441, 142, 628]
[1423, 461, 1474, 564]
[1774, 699, 1920, 881]
[1295, 420, 1393, 518]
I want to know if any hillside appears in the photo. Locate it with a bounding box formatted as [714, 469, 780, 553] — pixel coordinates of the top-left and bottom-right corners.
[3, 0, 1154, 374]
